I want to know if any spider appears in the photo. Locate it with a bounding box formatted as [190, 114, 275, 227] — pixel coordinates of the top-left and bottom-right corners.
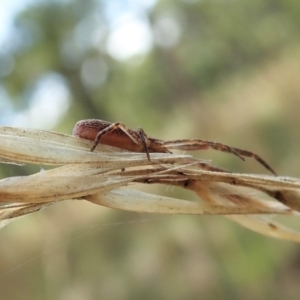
[73, 119, 276, 175]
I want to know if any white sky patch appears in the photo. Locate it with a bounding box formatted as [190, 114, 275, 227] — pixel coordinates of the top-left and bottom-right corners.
[153, 15, 182, 48]
[106, 15, 153, 61]
[104, 0, 157, 25]
[0, 0, 157, 62]
[12, 74, 71, 129]
[0, 0, 158, 127]
[81, 58, 108, 89]
[0, 0, 35, 47]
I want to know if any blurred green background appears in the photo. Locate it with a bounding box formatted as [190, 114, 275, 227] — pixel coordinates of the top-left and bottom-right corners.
[1, 0, 300, 299]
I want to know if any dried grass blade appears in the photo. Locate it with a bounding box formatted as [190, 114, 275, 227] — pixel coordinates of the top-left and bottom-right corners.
[228, 215, 300, 243]
[0, 126, 191, 165]
[86, 188, 294, 215]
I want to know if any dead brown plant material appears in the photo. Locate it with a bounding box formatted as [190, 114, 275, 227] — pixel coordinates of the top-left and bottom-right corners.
[1, 126, 300, 242]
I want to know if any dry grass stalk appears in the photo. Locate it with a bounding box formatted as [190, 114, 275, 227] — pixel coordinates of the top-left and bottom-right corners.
[1, 126, 300, 242]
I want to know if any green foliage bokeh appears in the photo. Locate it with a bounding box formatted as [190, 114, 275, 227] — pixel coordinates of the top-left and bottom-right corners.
[1, 0, 300, 299]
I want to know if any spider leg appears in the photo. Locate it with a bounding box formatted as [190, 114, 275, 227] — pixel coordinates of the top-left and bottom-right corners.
[230, 147, 276, 175]
[136, 127, 151, 160]
[91, 122, 140, 151]
[91, 123, 151, 161]
[162, 139, 276, 175]
[162, 139, 245, 161]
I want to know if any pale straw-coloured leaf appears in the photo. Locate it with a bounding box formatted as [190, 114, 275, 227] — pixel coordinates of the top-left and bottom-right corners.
[0, 126, 191, 165]
[87, 188, 294, 215]
[0, 202, 55, 227]
[1, 125, 300, 242]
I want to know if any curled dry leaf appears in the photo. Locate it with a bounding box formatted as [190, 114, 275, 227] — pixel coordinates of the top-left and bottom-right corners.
[1, 126, 300, 242]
